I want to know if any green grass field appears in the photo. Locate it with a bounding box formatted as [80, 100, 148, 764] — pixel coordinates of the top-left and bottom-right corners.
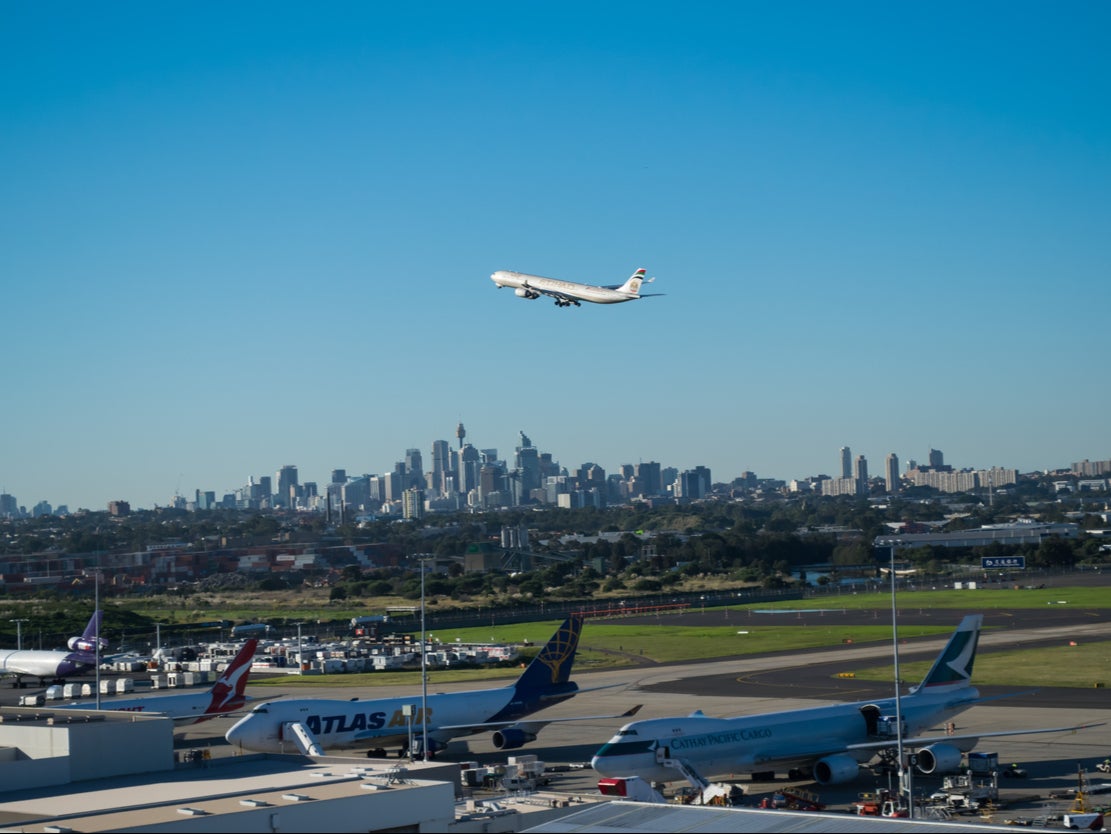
[251, 616, 1111, 691]
[238, 583, 1111, 690]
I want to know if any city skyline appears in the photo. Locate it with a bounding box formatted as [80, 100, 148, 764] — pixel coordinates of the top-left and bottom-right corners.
[3, 428, 1108, 516]
[4, 6, 1109, 513]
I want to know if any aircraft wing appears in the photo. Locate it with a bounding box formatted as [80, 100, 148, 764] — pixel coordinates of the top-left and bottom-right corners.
[437, 703, 643, 734]
[846, 721, 1106, 753]
[532, 286, 581, 303]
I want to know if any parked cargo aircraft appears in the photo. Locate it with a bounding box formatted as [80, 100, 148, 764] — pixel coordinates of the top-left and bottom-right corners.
[54, 638, 261, 725]
[592, 615, 1101, 789]
[225, 614, 640, 757]
[0, 610, 105, 686]
[490, 267, 662, 307]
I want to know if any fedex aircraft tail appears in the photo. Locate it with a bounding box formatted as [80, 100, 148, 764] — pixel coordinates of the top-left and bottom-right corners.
[617, 268, 649, 296]
[66, 610, 106, 658]
[914, 614, 982, 692]
[512, 614, 584, 697]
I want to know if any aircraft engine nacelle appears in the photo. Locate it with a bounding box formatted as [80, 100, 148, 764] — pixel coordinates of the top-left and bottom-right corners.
[514, 288, 538, 299]
[491, 728, 538, 750]
[916, 743, 963, 775]
[813, 753, 862, 785]
[68, 636, 107, 653]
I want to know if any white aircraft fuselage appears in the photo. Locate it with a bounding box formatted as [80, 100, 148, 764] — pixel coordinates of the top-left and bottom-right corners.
[591, 688, 976, 785]
[0, 649, 94, 681]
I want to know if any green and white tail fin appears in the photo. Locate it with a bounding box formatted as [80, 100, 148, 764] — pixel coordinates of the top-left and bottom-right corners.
[914, 614, 982, 692]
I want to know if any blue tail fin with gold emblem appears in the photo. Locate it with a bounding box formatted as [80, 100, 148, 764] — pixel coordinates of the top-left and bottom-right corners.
[512, 614, 584, 696]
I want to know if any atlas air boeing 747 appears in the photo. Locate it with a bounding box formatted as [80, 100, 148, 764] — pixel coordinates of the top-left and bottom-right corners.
[490, 268, 662, 307]
[592, 615, 1102, 790]
[226, 615, 639, 758]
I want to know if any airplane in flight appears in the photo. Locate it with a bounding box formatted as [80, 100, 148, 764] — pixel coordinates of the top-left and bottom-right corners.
[490, 267, 663, 307]
[0, 610, 106, 687]
[225, 614, 640, 758]
[591, 614, 1101, 790]
[53, 638, 262, 726]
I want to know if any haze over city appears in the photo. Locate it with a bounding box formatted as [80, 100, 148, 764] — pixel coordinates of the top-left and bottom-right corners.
[3, 4, 1109, 512]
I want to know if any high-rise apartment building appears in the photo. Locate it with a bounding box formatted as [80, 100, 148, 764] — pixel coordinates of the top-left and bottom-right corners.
[854, 455, 868, 485]
[840, 446, 852, 479]
[885, 453, 900, 493]
[402, 487, 425, 520]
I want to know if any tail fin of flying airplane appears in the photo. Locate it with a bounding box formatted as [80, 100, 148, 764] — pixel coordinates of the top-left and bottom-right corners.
[512, 614, 584, 697]
[201, 638, 259, 718]
[66, 610, 107, 657]
[617, 268, 649, 296]
[914, 614, 982, 692]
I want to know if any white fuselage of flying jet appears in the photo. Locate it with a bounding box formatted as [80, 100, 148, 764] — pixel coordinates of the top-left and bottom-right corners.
[490, 271, 640, 305]
[592, 688, 978, 784]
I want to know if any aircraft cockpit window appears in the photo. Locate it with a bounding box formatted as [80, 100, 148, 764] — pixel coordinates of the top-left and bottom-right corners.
[617, 728, 638, 737]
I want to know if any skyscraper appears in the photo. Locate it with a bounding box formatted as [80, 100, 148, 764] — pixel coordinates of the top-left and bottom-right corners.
[431, 440, 450, 496]
[853, 455, 868, 485]
[885, 453, 900, 493]
[405, 448, 425, 490]
[275, 465, 298, 509]
[840, 446, 852, 479]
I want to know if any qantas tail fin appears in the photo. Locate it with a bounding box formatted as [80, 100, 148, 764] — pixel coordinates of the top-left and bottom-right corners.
[913, 614, 982, 693]
[201, 638, 259, 718]
[512, 614, 584, 696]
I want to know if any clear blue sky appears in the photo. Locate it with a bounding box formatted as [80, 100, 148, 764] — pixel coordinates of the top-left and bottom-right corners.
[3, 2, 1109, 511]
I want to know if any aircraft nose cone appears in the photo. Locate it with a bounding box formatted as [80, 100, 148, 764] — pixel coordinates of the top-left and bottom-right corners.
[224, 717, 247, 746]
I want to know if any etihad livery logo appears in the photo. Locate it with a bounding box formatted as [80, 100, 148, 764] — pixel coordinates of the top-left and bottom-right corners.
[536, 614, 582, 684]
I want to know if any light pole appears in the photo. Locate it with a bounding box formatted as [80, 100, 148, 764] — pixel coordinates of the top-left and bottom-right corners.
[94, 569, 102, 709]
[9, 619, 27, 651]
[890, 544, 912, 818]
[296, 623, 303, 676]
[420, 558, 428, 762]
